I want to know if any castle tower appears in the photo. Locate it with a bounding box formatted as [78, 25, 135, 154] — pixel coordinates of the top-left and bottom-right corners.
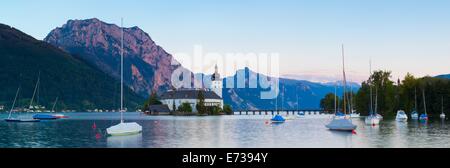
[211, 64, 222, 98]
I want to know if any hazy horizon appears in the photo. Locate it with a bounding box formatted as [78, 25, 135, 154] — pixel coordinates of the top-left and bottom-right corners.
[1, 0, 449, 83]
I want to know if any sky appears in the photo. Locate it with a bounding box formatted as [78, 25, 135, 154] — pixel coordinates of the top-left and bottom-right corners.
[1, 0, 450, 83]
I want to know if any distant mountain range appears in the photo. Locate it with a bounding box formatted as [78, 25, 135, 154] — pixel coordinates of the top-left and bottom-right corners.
[0, 23, 144, 111]
[222, 68, 357, 110]
[436, 74, 450, 79]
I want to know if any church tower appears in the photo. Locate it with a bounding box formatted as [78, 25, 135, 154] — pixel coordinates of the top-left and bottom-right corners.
[211, 64, 222, 98]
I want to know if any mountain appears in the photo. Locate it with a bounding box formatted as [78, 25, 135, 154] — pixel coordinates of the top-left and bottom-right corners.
[436, 74, 450, 79]
[45, 18, 180, 96]
[43, 18, 358, 110]
[223, 68, 359, 111]
[0, 23, 143, 111]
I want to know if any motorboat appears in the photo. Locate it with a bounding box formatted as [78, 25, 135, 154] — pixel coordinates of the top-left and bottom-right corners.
[395, 110, 408, 121]
[411, 111, 419, 120]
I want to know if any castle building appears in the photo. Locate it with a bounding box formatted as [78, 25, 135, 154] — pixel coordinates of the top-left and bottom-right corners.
[211, 64, 223, 98]
[158, 65, 223, 113]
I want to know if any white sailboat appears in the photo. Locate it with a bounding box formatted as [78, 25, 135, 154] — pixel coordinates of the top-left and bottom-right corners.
[325, 45, 357, 131]
[411, 88, 419, 120]
[419, 89, 428, 121]
[395, 110, 408, 121]
[4, 86, 40, 122]
[440, 97, 445, 119]
[106, 19, 142, 136]
[365, 59, 380, 125]
[349, 85, 360, 118]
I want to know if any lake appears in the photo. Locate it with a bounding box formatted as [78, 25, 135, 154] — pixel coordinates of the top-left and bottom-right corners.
[0, 112, 448, 148]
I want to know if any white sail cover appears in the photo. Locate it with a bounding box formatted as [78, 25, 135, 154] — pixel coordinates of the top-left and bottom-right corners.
[107, 122, 142, 136]
[325, 118, 356, 131]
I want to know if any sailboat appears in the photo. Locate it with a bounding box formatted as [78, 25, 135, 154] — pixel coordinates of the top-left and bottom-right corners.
[419, 89, 428, 121]
[271, 86, 286, 123]
[4, 86, 40, 122]
[349, 85, 360, 118]
[411, 88, 419, 120]
[51, 97, 68, 119]
[106, 19, 142, 136]
[296, 87, 305, 117]
[325, 45, 357, 131]
[365, 59, 380, 125]
[440, 97, 445, 119]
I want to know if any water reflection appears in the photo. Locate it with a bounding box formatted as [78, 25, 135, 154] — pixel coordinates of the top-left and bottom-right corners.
[1, 113, 450, 148]
[107, 134, 143, 148]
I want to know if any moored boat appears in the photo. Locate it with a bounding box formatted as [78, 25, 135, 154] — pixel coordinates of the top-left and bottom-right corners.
[106, 19, 142, 136]
[395, 110, 408, 121]
[271, 114, 286, 123]
[33, 114, 58, 120]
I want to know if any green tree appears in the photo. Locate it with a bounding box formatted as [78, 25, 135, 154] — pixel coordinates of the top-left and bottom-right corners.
[196, 91, 207, 115]
[320, 93, 338, 112]
[142, 92, 162, 111]
[178, 102, 192, 113]
[223, 104, 233, 115]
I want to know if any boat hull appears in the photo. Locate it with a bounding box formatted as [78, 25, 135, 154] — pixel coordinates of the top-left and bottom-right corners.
[107, 122, 142, 136]
[365, 116, 380, 125]
[4, 118, 40, 122]
[33, 114, 58, 120]
[326, 118, 357, 131]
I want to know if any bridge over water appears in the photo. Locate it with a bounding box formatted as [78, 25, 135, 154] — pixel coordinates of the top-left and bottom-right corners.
[233, 109, 329, 115]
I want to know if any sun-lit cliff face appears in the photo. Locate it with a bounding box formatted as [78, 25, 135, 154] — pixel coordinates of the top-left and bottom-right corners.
[45, 18, 180, 96]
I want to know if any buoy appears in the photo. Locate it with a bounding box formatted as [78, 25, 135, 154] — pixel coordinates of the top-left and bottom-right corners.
[352, 130, 357, 135]
[95, 133, 101, 139]
[92, 122, 97, 129]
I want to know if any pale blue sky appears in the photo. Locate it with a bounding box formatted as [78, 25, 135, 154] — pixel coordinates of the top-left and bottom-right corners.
[1, 0, 450, 82]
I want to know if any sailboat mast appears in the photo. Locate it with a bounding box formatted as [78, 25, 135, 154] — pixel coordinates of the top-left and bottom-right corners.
[422, 89, 427, 115]
[414, 88, 417, 111]
[29, 71, 40, 109]
[334, 84, 337, 114]
[51, 97, 59, 112]
[341, 44, 347, 114]
[8, 86, 20, 119]
[369, 60, 373, 115]
[120, 18, 124, 122]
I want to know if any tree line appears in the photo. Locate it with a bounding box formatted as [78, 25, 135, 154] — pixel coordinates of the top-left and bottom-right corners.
[321, 70, 449, 118]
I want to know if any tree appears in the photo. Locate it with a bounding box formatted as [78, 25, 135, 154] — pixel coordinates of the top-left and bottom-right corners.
[178, 102, 192, 113]
[143, 91, 162, 111]
[196, 91, 207, 115]
[223, 104, 233, 115]
[320, 93, 338, 112]
[178, 103, 192, 113]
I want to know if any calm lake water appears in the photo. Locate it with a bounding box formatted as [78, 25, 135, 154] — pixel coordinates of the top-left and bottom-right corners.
[0, 112, 448, 148]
